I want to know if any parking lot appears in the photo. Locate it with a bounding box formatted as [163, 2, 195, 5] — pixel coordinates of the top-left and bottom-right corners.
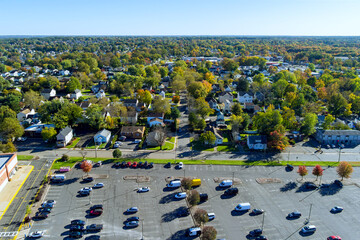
[28, 163, 360, 239]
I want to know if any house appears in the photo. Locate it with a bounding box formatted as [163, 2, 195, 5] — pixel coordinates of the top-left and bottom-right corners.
[207, 126, 223, 145]
[159, 91, 166, 99]
[59, 70, 70, 76]
[0, 153, 18, 193]
[41, 89, 56, 100]
[149, 118, 165, 127]
[216, 112, 226, 127]
[147, 112, 164, 124]
[120, 126, 145, 139]
[254, 92, 265, 102]
[56, 126, 73, 147]
[238, 92, 254, 104]
[224, 85, 232, 92]
[91, 81, 107, 93]
[247, 135, 267, 150]
[70, 89, 82, 100]
[121, 111, 138, 125]
[96, 89, 106, 99]
[161, 77, 171, 87]
[218, 92, 233, 104]
[146, 130, 166, 147]
[212, 84, 221, 93]
[17, 109, 35, 121]
[76, 101, 92, 110]
[94, 129, 111, 144]
[24, 123, 55, 137]
[316, 130, 360, 146]
[244, 102, 261, 113]
[224, 99, 233, 112]
[123, 99, 138, 109]
[206, 98, 219, 110]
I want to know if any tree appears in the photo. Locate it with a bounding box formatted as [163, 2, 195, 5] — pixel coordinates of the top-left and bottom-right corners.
[301, 113, 318, 136]
[181, 177, 193, 190]
[61, 154, 69, 162]
[171, 77, 186, 93]
[188, 190, 200, 206]
[0, 106, 16, 122]
[231, 103, 243, 116]
[193, 208, 209, 226]
[159, 67, 169, 78]
[322, 114, 335, 130]
[0, 141, 16, 153]
[196, 118, 206, 131]
[272, 79, 289, 99]
[267, 130, 289, 151]
[200, 131, 216, 146]
[152, 97, 171, 115]
[328, 93, 348, 117]
[281, 107, 297, 130]
[236, 78, 249, 92]
[193, 98, 214, 119]
[0, 76, 11, 92]
[337, 161, 353, 180]
[23, 90, 43, 109]
[187, 81, 207, 99]
[137, 89, 152, 106]
[81, 160, 93, 176]
[170, 107, 180, 120]
[0, 118, 24, 141]
[65, 77, 82, 93]
[312, 165, 323, 181]
[202, 226, 217, 240]
[297, 166, 308, 180]
[85, 104, 105, 130]
[110, 56, 121, 68]
[41, 127, 57, 141]
[152, 126, 167, 149]
[172, 95, 180, 104]
[221, 58, 238, 71]
[252, 106, 283, 135]
[113, 149, 122, 159]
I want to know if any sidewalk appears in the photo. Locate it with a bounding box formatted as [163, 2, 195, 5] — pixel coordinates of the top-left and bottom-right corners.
[0, 165, 33, 221]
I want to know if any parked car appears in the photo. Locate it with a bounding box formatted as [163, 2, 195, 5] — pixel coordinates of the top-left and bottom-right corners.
[331, 206, 343, 213]
[70, 225, 84, 231]
[334, 180, 343, 187]
[301, 225, 316, 233]
[174, 192, 187, 199]
[148, 162, 154, 168]
[164, 162, 171, 168]
[86, 224, 103, 231]
[80, 187, 92, 192]
[69, 231, 83, 239]
[119, 136, 126, 141]
[120, 161, 127, 168]
[326, 144, 330, 149]
[94, 161, 102, 167]
[17, 137, 28, 142]
[90, 209, 103, 216]
[137, 187, 150, 193]
[90, 205, 103, 210]
[255, 236, 268, 240]
[207, 213, 215, 220]
[36, 212, 49, 219]
[114, 141, 123, 148]
[331, 144, 336, 148]
[138, 162, 143, 168]
[93, 183, 104, 188]
[224, 187, 238, 196]
[187, 227, 201, 237]
[85, 236, 100, 240]
[41, 202, 54, 208]
[79, 190, 91, 196]
[287, 211, 301, 218]
[126, 207, 138, 213]
[249, 229, 263, 237]
[176, 162, 183, 169]
[327, 236, 341, 240]
[42, 200, 56, 205]
[132, 162, 138, 168]
[28, 231, 44, 238]
[286, 164, 294, 171]
[199, 193, 208, 202]
[71, 220, 85, 225]
[125, 221, 139, 228]
[113, 162, 121, 168]
[126, 216, 140, 222]
[251, 209, 264, 215]
[126, 162, 132, 167]
[132, 139, 141, 144]
[40, 207, 51, 213]
[83, 177, 94, 183]
[143, 161, 148, 168]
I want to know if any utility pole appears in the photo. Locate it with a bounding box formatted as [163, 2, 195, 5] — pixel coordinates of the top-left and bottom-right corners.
[308, 204, 313, 222]
[261, 211, 265, 230]
[184, 169, 186, 178]
[338, 147, 341, 162]
[232, 172, 235, 181]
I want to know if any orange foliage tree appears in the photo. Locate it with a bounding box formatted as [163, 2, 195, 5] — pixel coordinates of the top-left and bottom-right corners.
[80, 161, 92, 176]
[267, 130, 289, 151]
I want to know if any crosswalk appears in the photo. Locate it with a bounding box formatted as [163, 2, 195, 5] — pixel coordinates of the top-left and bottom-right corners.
[0, 232, 17, 237]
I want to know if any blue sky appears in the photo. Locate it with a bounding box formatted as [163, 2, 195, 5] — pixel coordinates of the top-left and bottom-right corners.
[1, 0, 360, 36]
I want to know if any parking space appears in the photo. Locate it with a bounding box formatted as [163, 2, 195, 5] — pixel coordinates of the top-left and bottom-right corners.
[29, 163, 360, 239]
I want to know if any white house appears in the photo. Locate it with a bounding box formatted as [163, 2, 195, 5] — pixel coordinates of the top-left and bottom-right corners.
[56, 126, 73, 147]
[159, 91, 166, 99]
[70, 89, 82, 100]
[17, 109, 35, 121]
[94, 129, 111, 144]
[96, 89, 106, 99]
[60, 70, 70, 76]
[41, 89, 56, 100]
[210, 126, 223, 146]
[238, 92, 254, 104]
[247, 136, 267, 150]
[224, 99, 233, 112]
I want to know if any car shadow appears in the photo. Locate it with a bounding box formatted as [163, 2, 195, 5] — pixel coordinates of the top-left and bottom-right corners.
[299, 231, 315, 237]
[220, 194, 236, 199]
[280, 182, 298, 192]
[295, 182, 317, 193]
[159, 193, 176, 204]
[318, 184, 342, 196]
[285, 216, 301, 221]
[215, 186, 229, 191]
[163, 186, 179, 192]
[60, 230, 71, 236]
[123, 225, 138, 230]
[166, 229, 197, 240]
[231, 210, 248, 216]
[85, 214, 100, 219]
[123, 211, 137, 215]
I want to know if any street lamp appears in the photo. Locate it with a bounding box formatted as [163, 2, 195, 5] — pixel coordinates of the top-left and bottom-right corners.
[261, 211, 265, 230]
[338, 147, 341, 162]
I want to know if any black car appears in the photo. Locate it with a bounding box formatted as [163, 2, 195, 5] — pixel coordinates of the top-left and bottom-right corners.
[69, 231, 83, 238]
[70, 225, 84, 231]
[249, 229, 263, 237]
[199, 193, 208, 202]
[138, 162, 143, 168]
[304, 182, 318, 189]
[90, 204, 103, 210]
[114, 162, 121, 168]
[71, 220, 85, 226]
[143, 161, 148, 168]
[287, 211, 301, 218]
[164, 162, 171, 168]
[80, 190, 91, 196]
[251, 209, 264, 215]
[120, 161, 127, 168]
[224, 187, 238, 196]
[36, 212, 49, 219]
[334, 180, 343, 187]
[148, 162, 154, 168]
[85, 235, 100, 240]
[255, 236, 268, 240]
[83, 177, 94, 183]
[126, 216, 140, 222]
[286, 164, 294, 171]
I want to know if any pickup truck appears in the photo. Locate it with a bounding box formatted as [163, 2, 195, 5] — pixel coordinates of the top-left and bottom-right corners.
[86, 224, 103, 232]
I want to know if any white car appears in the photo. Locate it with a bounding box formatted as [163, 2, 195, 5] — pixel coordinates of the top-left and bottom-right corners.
[301, 225, 317, 233]
[137, 187, 150, 193]
[177, 162, 184, 169]
[29, 231, 44, 238]
[207, 213, 215, 220]
[80, 187, 92, 192]
[174, 192, 187, 199]
[132, 140, 141, 144]
[93, 183, 104, 188]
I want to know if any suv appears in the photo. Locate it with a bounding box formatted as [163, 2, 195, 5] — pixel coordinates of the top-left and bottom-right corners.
[188, 227, 201, 237]
[199, 193, 208, 202]
[224, 187, 238, 196]
[301, 225, 316, 233]
[287, 211, 301, 218]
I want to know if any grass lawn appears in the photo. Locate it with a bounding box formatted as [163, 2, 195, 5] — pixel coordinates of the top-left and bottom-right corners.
[81, 89, 91, 93]
[217, 145, 237, 152]
[17, 155, 34, 160]
[167, 137, 176, 143]
[192, 141, 214, 151]
[147, 141, 174, 150]
[53, 157, 360, 169]
[85, 142, 107, 149]
[66, 137, 80, 148]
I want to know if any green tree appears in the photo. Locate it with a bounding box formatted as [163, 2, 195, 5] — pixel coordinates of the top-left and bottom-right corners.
[272, 79, 289, 99]
[0, 76, 11, 92]
[328, 93, 348, 117]
[308, 63, 315, 72]
[41, 127, 57, 141]
[23, 90, 43, 109]
[0, 118, 24, 140]
[113, 149, 122, 159]
[301, 113, 318, 136]
[0, 106, 16, 122]
[221, 58, 238, 71]
[152, 97, 171, 115]
[236, 78, 249, 92]
[0, 141, 16, 153]
[65, 77, 82, 93]
[188, 190, 200, 206]
[193, 98, 214, 119]
[253, 106, 283, 135]
[200, 131, 216, 146]
[110, 56, 121, 68]
[281, 107, 297, 130]
[170, 107, 181, 120]
[85, 104, 105, 130]
[322, 114, 335, 129]
[202, 226, 217, 240]
[187, 81, 207, 99]
[159, 67, 169, 78]
[231, 103, 243, 116]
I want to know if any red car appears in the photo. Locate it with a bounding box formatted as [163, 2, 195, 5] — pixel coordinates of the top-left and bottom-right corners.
[132, 162, 138, 168]
[126, 162, 132, 167]
[90, 209, 103, 216]
[327, 237, 341, 240]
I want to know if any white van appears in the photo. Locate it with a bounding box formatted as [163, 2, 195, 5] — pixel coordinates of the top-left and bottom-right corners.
[167, 180, 181, 188]
[219, 180, 233, 188]
[234, 203, 251, 211]
[51, 175, 66, 182]
[187, 227, 201, 236]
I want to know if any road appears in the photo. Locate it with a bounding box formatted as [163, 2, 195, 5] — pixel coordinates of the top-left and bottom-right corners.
[0, 157, 53, 239]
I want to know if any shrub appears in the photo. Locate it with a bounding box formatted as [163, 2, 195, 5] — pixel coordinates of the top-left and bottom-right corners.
[193, 208, 208, 226]
[202, 226, 217, 240]
[113, 149, 122, 159]
[61, 154, 69, 162]
[181, 178, 193, 190]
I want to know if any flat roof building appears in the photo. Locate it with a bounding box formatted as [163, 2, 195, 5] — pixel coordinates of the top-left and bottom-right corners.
[0, 153, 18, 192]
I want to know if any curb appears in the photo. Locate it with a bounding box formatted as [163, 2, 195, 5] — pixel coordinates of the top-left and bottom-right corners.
[0, 165, 34, 222]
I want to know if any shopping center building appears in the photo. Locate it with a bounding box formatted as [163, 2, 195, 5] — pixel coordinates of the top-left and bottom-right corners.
[0, 153, 18, 192]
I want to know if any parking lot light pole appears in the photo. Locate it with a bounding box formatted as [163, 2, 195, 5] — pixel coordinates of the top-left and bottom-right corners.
[338, 147, 341, 162]
[308, 203, 313, 222]
[261, 211, 265, 230]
